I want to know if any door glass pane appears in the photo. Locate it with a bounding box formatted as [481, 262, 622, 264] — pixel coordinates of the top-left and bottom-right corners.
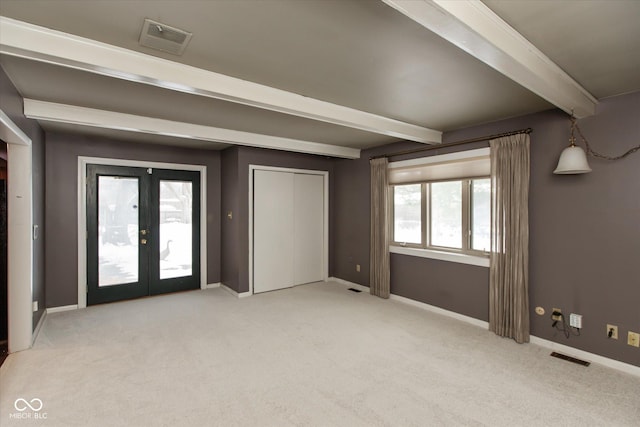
[98, 176, 139, 286]
[431, 181, 462, 248]
[160, 180, 192, 279]
[393, 184, 422, 244]
[471, 179, 491, 252]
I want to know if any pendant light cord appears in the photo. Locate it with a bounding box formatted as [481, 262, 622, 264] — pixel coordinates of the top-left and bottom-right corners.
[572, 116, 640, 160]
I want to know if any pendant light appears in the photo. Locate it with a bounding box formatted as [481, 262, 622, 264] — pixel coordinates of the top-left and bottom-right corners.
[554, 112, 639, 175]
[554, 115, 591, 174]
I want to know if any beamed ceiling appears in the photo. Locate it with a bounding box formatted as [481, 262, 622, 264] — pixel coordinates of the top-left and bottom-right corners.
[1, 0, 639, 158]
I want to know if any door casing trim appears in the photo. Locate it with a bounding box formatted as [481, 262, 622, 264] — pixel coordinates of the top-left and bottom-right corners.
[77, 157, 207, 309]
[1, 108, 33, 353]
[248, 165, 329, 296]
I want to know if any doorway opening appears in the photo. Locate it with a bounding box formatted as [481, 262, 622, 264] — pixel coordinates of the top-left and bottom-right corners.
[79, 157, 207, 308]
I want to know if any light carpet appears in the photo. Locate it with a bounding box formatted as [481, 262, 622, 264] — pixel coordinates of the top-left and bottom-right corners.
[1, 281, 639, 426]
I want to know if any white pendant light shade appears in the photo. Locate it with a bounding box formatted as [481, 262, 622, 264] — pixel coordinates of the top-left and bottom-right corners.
[553, 145, 592, 174]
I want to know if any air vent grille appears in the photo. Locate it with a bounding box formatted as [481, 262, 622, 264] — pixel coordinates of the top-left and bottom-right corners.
[139, 19, 192, 56]
[550, 352, 590, 366]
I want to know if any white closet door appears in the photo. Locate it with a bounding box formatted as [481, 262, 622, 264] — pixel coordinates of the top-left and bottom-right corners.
[294, 174, 324, 285]
[253, 170, 294, 293]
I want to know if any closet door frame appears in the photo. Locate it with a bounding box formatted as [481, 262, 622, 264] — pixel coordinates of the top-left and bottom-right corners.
[249, 165, 329, 295]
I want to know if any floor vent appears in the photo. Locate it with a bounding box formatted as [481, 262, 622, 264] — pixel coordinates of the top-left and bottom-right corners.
[348, 288, 362, 293]
[139, 19, 192, 56]
[550, 352, 590, 367]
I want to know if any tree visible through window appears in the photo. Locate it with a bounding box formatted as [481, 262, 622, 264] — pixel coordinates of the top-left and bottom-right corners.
[431, 181, 462, 249]
[393, 184, 421, 244]
[392, 178, 490, 256]
[471, 179, 490, 252]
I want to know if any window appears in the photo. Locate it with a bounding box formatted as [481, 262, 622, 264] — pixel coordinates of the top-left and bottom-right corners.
[391, 178, 490, 256]
[393, 183, 422, 245]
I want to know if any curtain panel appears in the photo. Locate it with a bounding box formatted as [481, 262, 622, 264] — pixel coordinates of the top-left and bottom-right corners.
[489, 134, 530, 343]
[370, 158, 390, 299]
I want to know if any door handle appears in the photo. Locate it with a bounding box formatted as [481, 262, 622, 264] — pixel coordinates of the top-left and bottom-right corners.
[141, 239, 148, 245]
[140, 229, 148, 236]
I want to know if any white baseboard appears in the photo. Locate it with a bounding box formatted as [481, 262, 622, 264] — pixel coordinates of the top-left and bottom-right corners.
[205, 282, 221, 289]
[389, 293, 490, 329]
[327, 277, 369, 292]
[32, 310, 47, 346]
[220, 283, 252, 298]
[46, 304, 79, 314]
[328, 277, 639, 377]
[529, 336, 640, 377]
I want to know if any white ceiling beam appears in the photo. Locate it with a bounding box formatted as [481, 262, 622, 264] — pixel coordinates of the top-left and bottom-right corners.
[23, 100, 361, 159]
[1, 17, 441, 144]
[0, 109, 32, 146]
[382, 0, 597, 118]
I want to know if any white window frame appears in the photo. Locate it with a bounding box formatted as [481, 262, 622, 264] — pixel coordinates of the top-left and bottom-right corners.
[389, 148, 490, 268]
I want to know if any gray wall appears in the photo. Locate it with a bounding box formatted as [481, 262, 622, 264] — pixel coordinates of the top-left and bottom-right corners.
[0, 66, 46, 330]
[44, 131, 221, 307]
[221, 146, 334, 293]
[332, 91, 640, 367]
[221, 147, 240, 291]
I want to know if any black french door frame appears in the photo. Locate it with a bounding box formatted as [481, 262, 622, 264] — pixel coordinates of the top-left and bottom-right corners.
[149, 168, 201, 296]
[87, 165, 200, 305]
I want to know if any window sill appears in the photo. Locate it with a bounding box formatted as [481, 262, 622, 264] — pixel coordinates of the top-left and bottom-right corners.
[389, 245, 489, 267]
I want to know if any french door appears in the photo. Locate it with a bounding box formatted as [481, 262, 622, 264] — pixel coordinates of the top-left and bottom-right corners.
[86, 165, 200, 305]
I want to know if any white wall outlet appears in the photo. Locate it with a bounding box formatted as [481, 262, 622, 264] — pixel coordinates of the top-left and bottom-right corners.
[32, 301, 38, 312]
[607, 324, 618, 339]
[356, 264, 361, 272]
[551, 308, 562, 321]
[569, 313, 582, 328]
[628, 331, 640, 348]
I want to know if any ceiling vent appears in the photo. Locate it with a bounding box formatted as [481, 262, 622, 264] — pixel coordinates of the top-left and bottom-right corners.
[139, 19, 192, 56]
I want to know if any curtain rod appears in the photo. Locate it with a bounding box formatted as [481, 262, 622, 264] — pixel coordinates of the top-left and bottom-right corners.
[370, 127, 532, 160]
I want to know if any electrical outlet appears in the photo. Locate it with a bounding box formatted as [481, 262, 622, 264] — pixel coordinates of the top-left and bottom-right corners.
[607, 324, 618, 339]
[356, 264, 361, 272]
[628, 331, 640, 348]
[32, 301, 38, 312]
[569, 313, 582, 328]
[551, 308, 562, 321]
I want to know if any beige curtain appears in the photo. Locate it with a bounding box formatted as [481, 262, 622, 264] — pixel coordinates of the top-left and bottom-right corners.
[489, 134, 530, 343]
[370, 158, 390, 298]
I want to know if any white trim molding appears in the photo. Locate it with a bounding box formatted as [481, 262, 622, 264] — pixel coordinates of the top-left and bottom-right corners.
[205, 283, 221, 289]
[390, 246, 489, 268]
[24, 100, 361, 159]
[1, 16, 441, 144]
[77, 157, 207, 309]
[32, 311, 47, 346]
[329, 278, 639, 377]
[389, 293, 490, 329]
[249, 165, 330, 296]
[1, 108, 33, 354]
[46, 305, 79, 314]
[382, 0, 597, 118]
[328, 277, 370, 292]
[0, 109, 31, 146]
[388, 147, 490, 267]
[220, 284, 252, 298]
[529, 336, 640, 378]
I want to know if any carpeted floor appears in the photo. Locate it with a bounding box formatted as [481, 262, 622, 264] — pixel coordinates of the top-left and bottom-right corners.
[1, 281, 639, 426]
